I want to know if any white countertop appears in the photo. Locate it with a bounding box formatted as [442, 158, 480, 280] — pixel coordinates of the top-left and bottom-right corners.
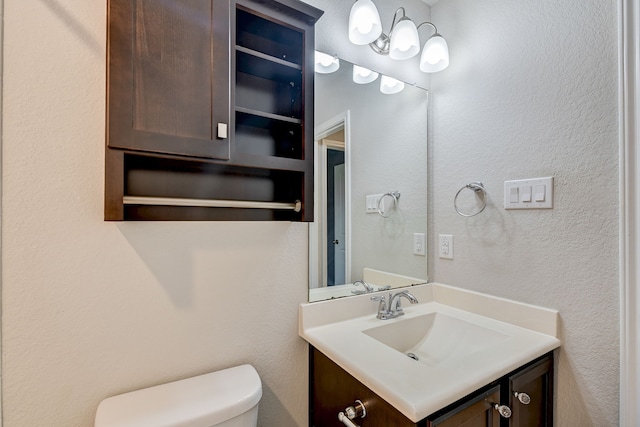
[299, 283, 561, 422]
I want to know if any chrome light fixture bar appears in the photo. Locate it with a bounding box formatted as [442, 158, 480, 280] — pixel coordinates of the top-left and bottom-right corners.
[348, 0, 449, 73]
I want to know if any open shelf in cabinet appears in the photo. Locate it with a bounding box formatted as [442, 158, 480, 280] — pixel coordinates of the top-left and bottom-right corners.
[122, 153, 304, 221]
[236, 7, 303, 64]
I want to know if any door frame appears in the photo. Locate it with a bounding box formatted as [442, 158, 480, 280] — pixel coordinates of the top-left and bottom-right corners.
[310, 111, 352, 288]
[619, 0, 639, 424]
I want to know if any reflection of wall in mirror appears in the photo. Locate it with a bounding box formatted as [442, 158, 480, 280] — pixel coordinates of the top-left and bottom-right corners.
[315, 60, 429, 285]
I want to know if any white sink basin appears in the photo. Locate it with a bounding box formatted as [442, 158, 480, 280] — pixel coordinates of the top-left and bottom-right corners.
[363, 312, 509, 367]
[299, 283, 561, 422]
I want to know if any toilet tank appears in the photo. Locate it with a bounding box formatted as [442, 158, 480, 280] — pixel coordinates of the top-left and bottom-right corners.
[94, 364, 262, 427]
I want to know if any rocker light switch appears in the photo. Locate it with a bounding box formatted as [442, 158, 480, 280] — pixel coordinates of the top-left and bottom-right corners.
[522, 186, 532, 202]
[509, 187, 519, 203]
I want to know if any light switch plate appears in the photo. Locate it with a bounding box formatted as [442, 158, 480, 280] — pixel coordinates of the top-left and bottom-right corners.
[504, 177, 554, 209]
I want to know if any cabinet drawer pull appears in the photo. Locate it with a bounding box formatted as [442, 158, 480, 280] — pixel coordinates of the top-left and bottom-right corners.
[345, 400, 367, 419]
[493, 403, 512, 418]
[514, 391, 531, 405]
[338, 412, 360, 427]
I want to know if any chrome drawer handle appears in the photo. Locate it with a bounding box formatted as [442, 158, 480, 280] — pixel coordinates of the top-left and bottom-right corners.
[514, 391, 531, 405]
[493, 403, 512, 418]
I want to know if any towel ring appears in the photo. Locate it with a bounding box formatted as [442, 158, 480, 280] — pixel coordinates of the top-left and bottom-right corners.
[377, 191, 400, 218]
[454, 182, 487, 217]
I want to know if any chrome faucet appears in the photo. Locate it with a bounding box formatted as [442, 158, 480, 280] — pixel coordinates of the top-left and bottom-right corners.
[371, 290, 419, 320]
[351, 280, 374, 294]
[351, 280, 391, 294]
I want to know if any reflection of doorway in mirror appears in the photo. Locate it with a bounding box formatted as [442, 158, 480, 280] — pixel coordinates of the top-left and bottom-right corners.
[327, 150, 345, 286]
[309, 111, 352, 290]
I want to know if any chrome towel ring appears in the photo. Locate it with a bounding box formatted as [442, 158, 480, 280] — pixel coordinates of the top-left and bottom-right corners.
[377, 191, 401, 218]
[454, 182, 487, 217]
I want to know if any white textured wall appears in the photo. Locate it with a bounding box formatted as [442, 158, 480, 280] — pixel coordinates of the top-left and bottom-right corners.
[2, 0, 621, 426]
[429, 0, 619, 425]
[2, 1, 309, 426]
[315, 61, 429, 283]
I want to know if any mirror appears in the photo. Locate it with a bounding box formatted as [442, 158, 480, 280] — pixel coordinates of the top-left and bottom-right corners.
[309, 57, 429, 302]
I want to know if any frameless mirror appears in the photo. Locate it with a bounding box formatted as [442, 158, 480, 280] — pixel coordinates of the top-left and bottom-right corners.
[309, 57, 428, 302]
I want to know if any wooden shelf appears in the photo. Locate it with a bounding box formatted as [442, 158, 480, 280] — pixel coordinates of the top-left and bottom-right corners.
[235, 106, 301, 124]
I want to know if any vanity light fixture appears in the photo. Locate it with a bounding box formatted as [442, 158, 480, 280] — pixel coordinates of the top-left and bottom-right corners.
[352, 64, 379, 84]
[314, 51, 340, 74]
[348, 0, 449, 73]
[380, 75, 405, 94]
[348, 0, 383, 45]
[419, 30, 449, 73]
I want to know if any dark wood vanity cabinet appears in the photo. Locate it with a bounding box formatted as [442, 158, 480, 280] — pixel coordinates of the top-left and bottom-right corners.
[105, 0, 322, 221]
[310, 347, 554, 427]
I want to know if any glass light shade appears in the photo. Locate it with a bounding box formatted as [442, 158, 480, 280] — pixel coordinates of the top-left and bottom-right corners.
[314, 51, 340, 74]
[419, 34, 449, 73]
[352, 65, 379, 84]
[389, 18, 420, 60]
[380, 75, 405, 94]
[348, 0, 382, 45]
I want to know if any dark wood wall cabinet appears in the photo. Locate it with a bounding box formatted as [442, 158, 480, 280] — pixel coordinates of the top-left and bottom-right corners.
[106, 0, 323, 221]
[310, 347, 554, 427]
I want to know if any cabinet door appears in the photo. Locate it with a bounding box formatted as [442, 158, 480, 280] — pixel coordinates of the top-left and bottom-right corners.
[427, 386, 501, 427]
[311, 348, 418, 427]
[508, 355, 553, 427]
[107, 0, 230, 160]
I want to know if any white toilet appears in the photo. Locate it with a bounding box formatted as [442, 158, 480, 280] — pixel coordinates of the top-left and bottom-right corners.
[94, 364, 262, 427]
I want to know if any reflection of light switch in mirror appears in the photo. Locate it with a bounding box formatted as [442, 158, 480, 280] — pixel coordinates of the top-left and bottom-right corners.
[413, 233, 426, 256]
[366, 194, 383, 213]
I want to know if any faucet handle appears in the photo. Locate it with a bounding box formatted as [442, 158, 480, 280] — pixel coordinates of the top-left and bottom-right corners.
[371, 295, 390, 319]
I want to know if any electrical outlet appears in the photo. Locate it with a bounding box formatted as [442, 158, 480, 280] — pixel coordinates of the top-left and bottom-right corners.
[439, 234, 454, 259]
[413, 233, 426, 256]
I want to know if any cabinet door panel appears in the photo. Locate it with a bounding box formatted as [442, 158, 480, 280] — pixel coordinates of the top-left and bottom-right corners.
[108, 0, 230, 159]
[428, 387, 501, 427]
[509, 357, 553, 427]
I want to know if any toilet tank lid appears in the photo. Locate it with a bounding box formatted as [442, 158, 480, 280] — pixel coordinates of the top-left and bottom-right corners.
[94, 364, 262, 427]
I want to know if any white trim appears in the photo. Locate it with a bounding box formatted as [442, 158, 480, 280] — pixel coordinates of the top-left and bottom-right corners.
[619, 0, 640, 424]
[310, 111, 352, 291]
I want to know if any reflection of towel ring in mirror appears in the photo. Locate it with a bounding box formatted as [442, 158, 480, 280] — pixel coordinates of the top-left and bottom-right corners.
[377, 191, 401, 218]
[454, 182, 487, 217]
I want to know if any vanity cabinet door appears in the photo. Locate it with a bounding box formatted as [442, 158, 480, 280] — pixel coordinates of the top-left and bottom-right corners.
[310, 348, 419, 427]
[107, 0, 231, 160]
[507, 355, 553, 427]
[426, 386, 501, 427]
